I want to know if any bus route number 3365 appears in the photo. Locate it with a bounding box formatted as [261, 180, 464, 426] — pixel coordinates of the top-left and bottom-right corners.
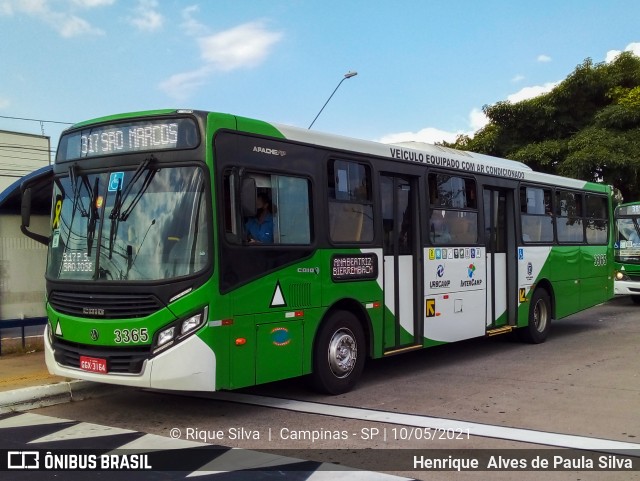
[114, 328, 149, 344]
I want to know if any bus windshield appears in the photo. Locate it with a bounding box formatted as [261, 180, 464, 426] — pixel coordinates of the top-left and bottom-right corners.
[615, 215, 640, 264]
[46, 165, 210, 281]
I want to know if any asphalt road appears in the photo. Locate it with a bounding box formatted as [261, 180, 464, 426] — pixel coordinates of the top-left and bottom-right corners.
[18, 296, 640, 479]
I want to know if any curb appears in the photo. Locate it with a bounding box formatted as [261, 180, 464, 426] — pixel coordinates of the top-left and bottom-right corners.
[0, 381, 121, 414]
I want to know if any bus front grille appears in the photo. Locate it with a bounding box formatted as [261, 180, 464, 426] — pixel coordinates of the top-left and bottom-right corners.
[52, 339, 150, 374]
[49, 291, 163, 319]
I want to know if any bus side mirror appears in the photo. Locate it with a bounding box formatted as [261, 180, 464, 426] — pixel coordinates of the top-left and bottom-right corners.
[20, 186, 49, 245]
[241, 178, 256, 217]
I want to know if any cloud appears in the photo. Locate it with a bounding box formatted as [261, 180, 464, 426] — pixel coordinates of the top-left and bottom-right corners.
[181, 5, 208, 37]
[468, 108, 489, 130]
[0, 0, 47, 16]
[606, 42, 640, 63]
[0, 0, 105, 37]
[127, 0, 163, 32]
[0, 96, 10, 109]
[160, 21, 283, 99]
[511, 74, 525, 83]
[58, 14, 102, 37]
[71, 0, 115, 7]
[0, 2, 12, 15]
[506, 82, 558, 103]
[537, 54, 552, 63]
[378, 127, 462, 145]
[377, 82, 559, 147]
[379, 46, 639, 147]
[158, 66, 214, 101]
[198, 21, 284, 71]
[378, 109, 487, 145]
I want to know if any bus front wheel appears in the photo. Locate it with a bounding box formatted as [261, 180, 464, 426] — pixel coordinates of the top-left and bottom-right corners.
[311, 310, 365, 395]
[518, 288, 551, 344]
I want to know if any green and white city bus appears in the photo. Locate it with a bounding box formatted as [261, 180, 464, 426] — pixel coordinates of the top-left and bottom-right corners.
[614, 202, 640, 304]
[20, 109, 614, 394]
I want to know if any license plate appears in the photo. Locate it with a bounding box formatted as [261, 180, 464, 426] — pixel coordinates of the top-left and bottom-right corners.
[79, 356, 108, 374]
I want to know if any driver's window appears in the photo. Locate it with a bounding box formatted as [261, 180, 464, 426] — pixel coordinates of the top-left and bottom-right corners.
[223, 171, 311, 246]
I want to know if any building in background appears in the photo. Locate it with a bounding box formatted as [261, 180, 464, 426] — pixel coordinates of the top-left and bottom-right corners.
[0, 130, 51, 322]
[0, 130, 50, 191]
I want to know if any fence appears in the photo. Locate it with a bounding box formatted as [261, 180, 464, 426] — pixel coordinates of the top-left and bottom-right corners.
[0, 317, 47, 356]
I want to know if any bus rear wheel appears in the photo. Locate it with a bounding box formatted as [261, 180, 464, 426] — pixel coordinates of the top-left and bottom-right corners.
[312, 310, 365, 394]
[631, 296, 640, 305]
[518, 288, 551, 344]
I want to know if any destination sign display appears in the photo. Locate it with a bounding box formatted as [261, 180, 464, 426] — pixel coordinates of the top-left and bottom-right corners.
[617, 204, 640, 216]
[57, 118, 199, 162]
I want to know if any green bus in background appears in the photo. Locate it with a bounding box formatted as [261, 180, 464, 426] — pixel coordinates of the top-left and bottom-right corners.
[614, 202, 640, 304]
[20, 109, 615, 394]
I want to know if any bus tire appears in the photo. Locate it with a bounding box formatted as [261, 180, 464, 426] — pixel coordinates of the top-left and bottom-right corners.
[518, 288, 551, 344]
[631, 296, 640, 305]
[311, 310, 365, 395]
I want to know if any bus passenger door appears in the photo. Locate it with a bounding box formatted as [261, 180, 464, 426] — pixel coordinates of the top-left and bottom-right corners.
[483, 187, 517, 329]
[380, 174, 422, 352]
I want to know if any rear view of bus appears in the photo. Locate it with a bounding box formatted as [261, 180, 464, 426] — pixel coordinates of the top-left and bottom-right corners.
[614, 202, 640, 303]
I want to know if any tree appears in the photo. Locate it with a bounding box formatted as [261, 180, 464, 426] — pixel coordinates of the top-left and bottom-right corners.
[444, 52, 640, 201]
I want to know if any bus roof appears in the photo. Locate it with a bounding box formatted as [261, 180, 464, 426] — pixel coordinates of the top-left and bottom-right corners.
[60, 109, 610, 194]
[270, 121, 608, 193]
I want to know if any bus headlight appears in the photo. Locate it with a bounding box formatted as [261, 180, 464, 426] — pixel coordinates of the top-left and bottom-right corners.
[615, 271, 630, 281]
[181, 310, 205, 337]
[157, 326, 176, 350]
[152, 307, 208, 354]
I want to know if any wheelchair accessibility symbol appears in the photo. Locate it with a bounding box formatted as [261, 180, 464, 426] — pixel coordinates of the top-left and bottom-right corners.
[108, 172, 125, 192]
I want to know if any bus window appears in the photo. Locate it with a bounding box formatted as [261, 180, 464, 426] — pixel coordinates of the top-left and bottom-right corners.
[520, 186, 553, 242]
[273, 175, 311, 244]
[585, 195, 608, 245]
[328, 160, 373, 243]
[556, 190, 584, 243]
[223, 171, 312, 246]
[222, 171, 239, 242]
[428, 173, 477, 245]
[429, 209, 452, 244]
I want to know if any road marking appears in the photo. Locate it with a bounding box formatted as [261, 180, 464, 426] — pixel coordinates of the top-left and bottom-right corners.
[29, 421, 136, 443]
[206, 392, 640, 453]
[0, 412, 72, 428]
[0, 413, 411, 480]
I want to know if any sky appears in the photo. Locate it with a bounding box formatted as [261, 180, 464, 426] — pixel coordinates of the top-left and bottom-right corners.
[1, 0, 640, 157]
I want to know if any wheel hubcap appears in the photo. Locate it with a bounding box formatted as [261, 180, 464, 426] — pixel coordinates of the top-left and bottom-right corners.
[327, 328, 357, 378]
[533, 299, 548, 332]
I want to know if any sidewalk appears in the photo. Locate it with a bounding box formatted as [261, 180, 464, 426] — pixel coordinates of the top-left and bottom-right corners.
[0, 350, 65, 393]
[0, 350, 115, 413]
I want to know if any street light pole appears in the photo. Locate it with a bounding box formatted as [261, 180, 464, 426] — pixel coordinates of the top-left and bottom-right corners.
[308, 71, 357, 129]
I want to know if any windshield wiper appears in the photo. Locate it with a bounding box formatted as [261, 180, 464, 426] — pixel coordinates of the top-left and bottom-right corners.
[107, 156, 157, 259]
[87, 177, 99, 256]
[68, 165, 89, 218]
[68, 165, 99, 255]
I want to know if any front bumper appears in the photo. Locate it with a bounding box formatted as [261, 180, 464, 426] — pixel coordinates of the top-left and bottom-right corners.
[614, 280, 640, 296]
[44, 324, 217, 391]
